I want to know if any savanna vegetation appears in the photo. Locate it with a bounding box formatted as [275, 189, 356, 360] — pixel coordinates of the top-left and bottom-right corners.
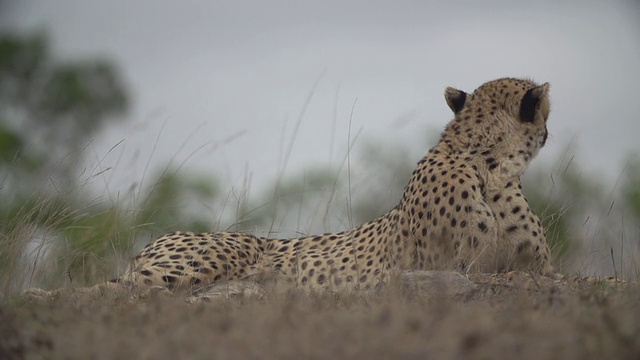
[1, 31, 639, 359]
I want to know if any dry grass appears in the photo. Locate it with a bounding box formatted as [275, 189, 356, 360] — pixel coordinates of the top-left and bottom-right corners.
[2, 113, 638, 359]
[1, 274, 639, 360]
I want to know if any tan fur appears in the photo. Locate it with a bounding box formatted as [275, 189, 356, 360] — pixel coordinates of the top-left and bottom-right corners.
[53, 78, 558, 295]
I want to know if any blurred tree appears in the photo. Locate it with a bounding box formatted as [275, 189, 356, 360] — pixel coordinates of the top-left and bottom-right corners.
[0, 31, 128, 192]
[0, 31, 131, 289]
[0, 30, 129, 217]
[0, 31, 231, 290]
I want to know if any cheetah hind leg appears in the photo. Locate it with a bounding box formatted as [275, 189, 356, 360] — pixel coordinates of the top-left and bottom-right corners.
[21, 273, 177, 303]
[22, 280, 263, 304]
[21, 280, 171, 303]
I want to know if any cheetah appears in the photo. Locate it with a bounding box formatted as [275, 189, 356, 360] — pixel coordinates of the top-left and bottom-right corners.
[28, 77, 555, 298]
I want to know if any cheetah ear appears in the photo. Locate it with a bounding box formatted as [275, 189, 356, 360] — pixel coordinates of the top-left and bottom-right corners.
[519, 82, 550, 123]
[445, 87, 467, 114]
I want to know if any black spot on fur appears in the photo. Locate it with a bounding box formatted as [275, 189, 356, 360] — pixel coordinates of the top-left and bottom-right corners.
[162, 275, 177, 283]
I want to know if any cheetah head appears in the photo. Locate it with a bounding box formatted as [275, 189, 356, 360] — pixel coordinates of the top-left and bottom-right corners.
[441, 78, 550, 173]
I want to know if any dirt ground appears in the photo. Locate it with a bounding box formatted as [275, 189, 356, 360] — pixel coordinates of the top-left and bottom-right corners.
[1, 272, 639, 360]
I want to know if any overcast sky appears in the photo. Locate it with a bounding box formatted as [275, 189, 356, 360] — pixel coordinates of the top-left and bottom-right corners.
[1, 0, 639, 196]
